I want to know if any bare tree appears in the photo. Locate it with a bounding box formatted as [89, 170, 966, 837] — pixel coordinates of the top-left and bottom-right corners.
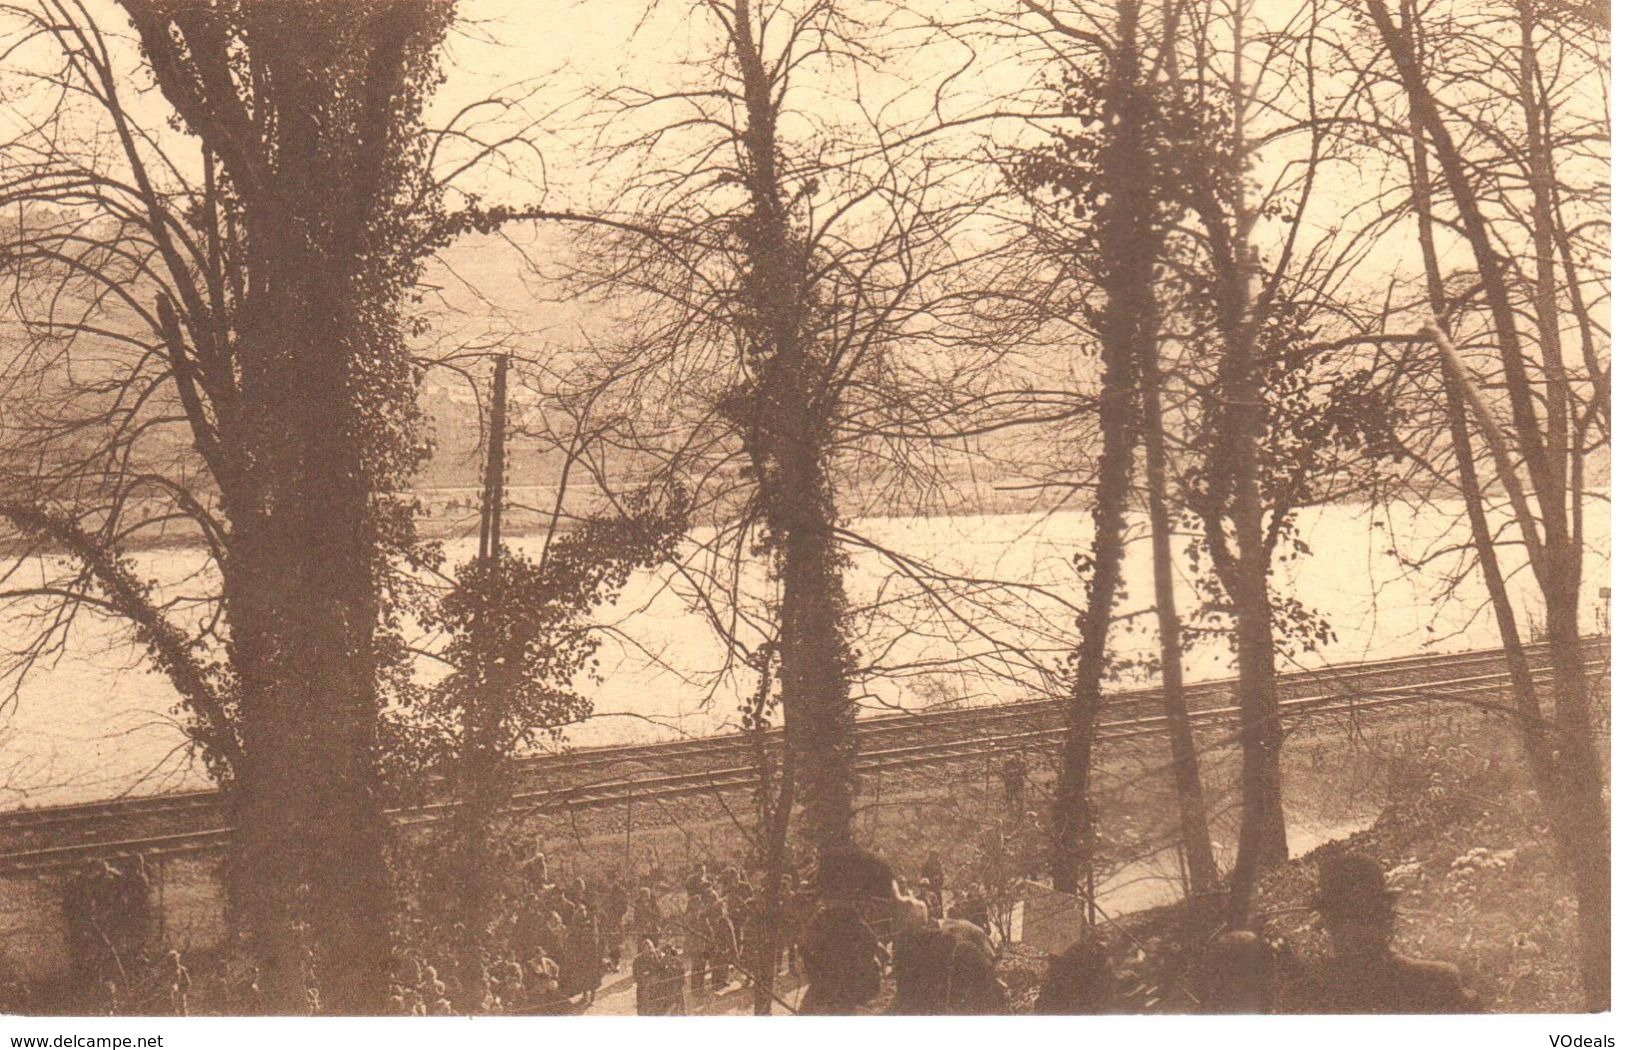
[0, 0, 460, 1011]
[551, 1, 1017, 823]
[1176, 0, 1291, 913]
[1007, 0, 1229, 912]
[1007, 0, 1176, 910]
[499, 0, 1029, 1010]
[1367, 0, 1609, 1009]
[1154, 0, 1422, 923]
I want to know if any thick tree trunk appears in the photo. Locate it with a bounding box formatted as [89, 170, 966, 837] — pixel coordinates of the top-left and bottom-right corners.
[111, 1, 448, 1013]
[228, 531, 393, 1014]
[290, 356, 399, 1017]
[225, 682, 312, 1012]
[220, 238, 395, 1013]
[728, 0, 857, 858]
[778, 467, 856, 853]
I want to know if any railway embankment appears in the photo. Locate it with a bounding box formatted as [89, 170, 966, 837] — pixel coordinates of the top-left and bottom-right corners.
[0, 639, 1606, 989]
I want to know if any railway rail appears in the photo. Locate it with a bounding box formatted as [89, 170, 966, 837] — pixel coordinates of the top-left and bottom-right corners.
[0, 637, 1606, 872]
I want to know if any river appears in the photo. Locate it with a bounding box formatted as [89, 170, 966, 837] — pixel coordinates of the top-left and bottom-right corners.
[0, 499, 1607, 808]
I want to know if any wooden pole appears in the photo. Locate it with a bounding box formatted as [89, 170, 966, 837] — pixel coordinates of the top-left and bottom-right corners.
[478, 355, 509, 564]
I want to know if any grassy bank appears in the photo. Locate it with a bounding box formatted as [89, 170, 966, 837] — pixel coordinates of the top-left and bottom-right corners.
[1000, 709, 1604, 1013]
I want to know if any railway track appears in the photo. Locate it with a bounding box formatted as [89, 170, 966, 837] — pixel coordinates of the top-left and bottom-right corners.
[458, 656, 1607, 810]
[0, 638, 1606, 872]
[1, 638, 1594, 832]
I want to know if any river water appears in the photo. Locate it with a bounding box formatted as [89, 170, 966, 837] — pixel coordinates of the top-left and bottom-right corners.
[0, 499, 1607, 808]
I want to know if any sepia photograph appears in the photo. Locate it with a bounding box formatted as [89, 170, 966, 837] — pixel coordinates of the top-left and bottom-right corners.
[0, 0, 1609, 1031]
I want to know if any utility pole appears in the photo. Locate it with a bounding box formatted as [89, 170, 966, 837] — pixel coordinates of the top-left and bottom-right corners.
[455, 352, 511, 934]
[478, 355, 509, 563]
